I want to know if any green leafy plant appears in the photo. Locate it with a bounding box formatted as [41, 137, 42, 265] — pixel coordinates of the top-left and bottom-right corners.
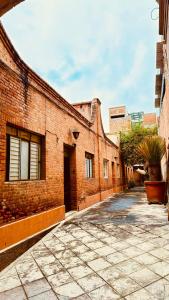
[120, 125, 157, 166]
[137, 136, 166, 181]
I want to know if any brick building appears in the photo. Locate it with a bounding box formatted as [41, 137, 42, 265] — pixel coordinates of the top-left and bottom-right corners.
[155, 0, 169, 188]
[0, 23, 125, 248]
[108, 105, 157, 137]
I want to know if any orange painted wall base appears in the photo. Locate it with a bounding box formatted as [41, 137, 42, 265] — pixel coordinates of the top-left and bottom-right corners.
[0, 206, 65, 251]
[78, 186, 124, 210]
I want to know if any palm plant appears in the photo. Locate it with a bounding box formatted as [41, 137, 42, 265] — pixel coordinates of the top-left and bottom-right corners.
[137, 136, 166, 181]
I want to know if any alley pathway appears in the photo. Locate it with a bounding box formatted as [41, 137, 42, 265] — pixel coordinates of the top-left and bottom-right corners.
[0, 188, 169, 299]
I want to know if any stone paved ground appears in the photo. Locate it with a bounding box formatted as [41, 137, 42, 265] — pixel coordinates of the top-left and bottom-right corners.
[0, 188, 169, 300]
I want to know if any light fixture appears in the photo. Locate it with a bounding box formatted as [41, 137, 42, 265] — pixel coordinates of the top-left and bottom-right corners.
[72, 129, 80, 140]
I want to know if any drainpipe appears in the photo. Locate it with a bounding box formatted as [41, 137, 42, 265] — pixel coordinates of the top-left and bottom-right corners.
[95, 100, 102, 202]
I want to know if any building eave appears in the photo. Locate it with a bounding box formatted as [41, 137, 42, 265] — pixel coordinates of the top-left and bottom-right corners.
[0, 0, 24, 16]
[0, 22, 93, 128]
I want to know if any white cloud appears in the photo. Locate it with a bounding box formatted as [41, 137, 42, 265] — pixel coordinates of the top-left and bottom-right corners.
[120, 42, 147, 89]
[2, 0, 158, 131]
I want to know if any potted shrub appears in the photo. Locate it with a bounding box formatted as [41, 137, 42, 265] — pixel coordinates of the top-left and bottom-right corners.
[137, 135, 167, 204]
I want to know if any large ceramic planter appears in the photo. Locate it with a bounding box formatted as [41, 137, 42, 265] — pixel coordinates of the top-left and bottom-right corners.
[144, 181, 167, 204]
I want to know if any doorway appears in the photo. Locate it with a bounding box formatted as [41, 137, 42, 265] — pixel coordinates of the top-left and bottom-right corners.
[64, 145, 76, 212]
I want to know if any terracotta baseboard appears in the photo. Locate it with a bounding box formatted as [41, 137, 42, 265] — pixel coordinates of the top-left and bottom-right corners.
[78, 186, 124, 210]
[0, 206, 65, 250]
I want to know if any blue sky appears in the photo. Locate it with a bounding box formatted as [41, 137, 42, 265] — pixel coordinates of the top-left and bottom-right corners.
[2, 0, 159, 131]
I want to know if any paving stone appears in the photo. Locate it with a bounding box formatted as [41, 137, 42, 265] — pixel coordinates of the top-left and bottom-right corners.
[161, 225, 169, 232]
[87, 258, 111, 272]
[54, 282, 84, 298]
[92, 231, 110, 239]
[19, 268, 44, 284]
[43, 237, 61, 247]
[87, 241, 105, 250]
[88, 284, 120, 300]
[54, 249, 76, 260]
[121, 246, 144, 258]
[59, 234, 76, 244]
[1, 187, 168, 299]
[136, 241, 156, 252]
[40, 260, 63, 276]
[94, 245, 116, 256]
[29, 289, 58, 299]
[24, 278, 51, 298]
[68, 240, 84, 249]
[45, 243, 66, 254]
[16, 261, 38, 274]
[68, 264, 93, 280]
[59, 256, 83, 269]
[53, 230, 67, 238]
[35, 255, 56, 266]
[72, 230, 89, 238]
[164, 244, 169, 251]
[78, 250, 99, 262]
[19, 254, 34, 264]
[77, 273, 105, 292]
[112, 241, 131, 251]
[116, 259, 143, 275]
[125, 237, 144, 246]
[72, 295, 91, 300]
[151, 237, 169, 247]
[109, 276, 140, 297]
[72, 245, 90, 255]
[136, 233, 156, 241]
[80, 235, 97, 244]
[129, 268, 160, 287]
[106, 251, 128, 264]
[47, 270, 73, 288]
[145, 278, 169, 300]
[150, 248, 169, 259]
[98, 266, 125, 282]
[0, 267, 18, 279]
[31, 249, 51, 259]
[101, 236, 118, 245]
[0, 286, 26, 300]
[125, 288, 154, 300]
[0, 275, 21, 293]
[134, 253, 159, 265]
[148, 261, 169, 277]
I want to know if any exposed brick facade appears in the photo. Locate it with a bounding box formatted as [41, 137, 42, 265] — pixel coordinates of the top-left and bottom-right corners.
[0, 23, 124, 226]
[109, 106, 157, 136]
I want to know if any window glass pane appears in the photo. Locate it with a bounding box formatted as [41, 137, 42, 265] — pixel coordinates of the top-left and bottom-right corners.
[9, 137, 20, 180]
[30, 142, 40, 179]
[85, 152, 94, 178]
[85, 158, 89, 177]
[104, 160, 108, 178]
[89, 159, 93, 177]
[20, 140, 29, 180]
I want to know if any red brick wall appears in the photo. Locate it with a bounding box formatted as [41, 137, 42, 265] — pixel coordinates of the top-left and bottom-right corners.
[0, 24, 123, 225]
[143, 113, 157, 128]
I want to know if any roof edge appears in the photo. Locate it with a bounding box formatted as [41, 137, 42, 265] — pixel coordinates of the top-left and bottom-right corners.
[0, 21, 92, 127]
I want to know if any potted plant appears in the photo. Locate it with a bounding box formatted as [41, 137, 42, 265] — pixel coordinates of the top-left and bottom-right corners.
[137, 135, 167, 204]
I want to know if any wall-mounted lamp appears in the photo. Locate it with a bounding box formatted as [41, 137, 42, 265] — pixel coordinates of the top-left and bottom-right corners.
[72, 129, 80, 140]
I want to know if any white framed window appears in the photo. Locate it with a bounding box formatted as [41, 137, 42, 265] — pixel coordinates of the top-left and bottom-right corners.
[85, 152, 94, 178]
[103, 159, 109, 178]
[7, 126, 41, 181]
